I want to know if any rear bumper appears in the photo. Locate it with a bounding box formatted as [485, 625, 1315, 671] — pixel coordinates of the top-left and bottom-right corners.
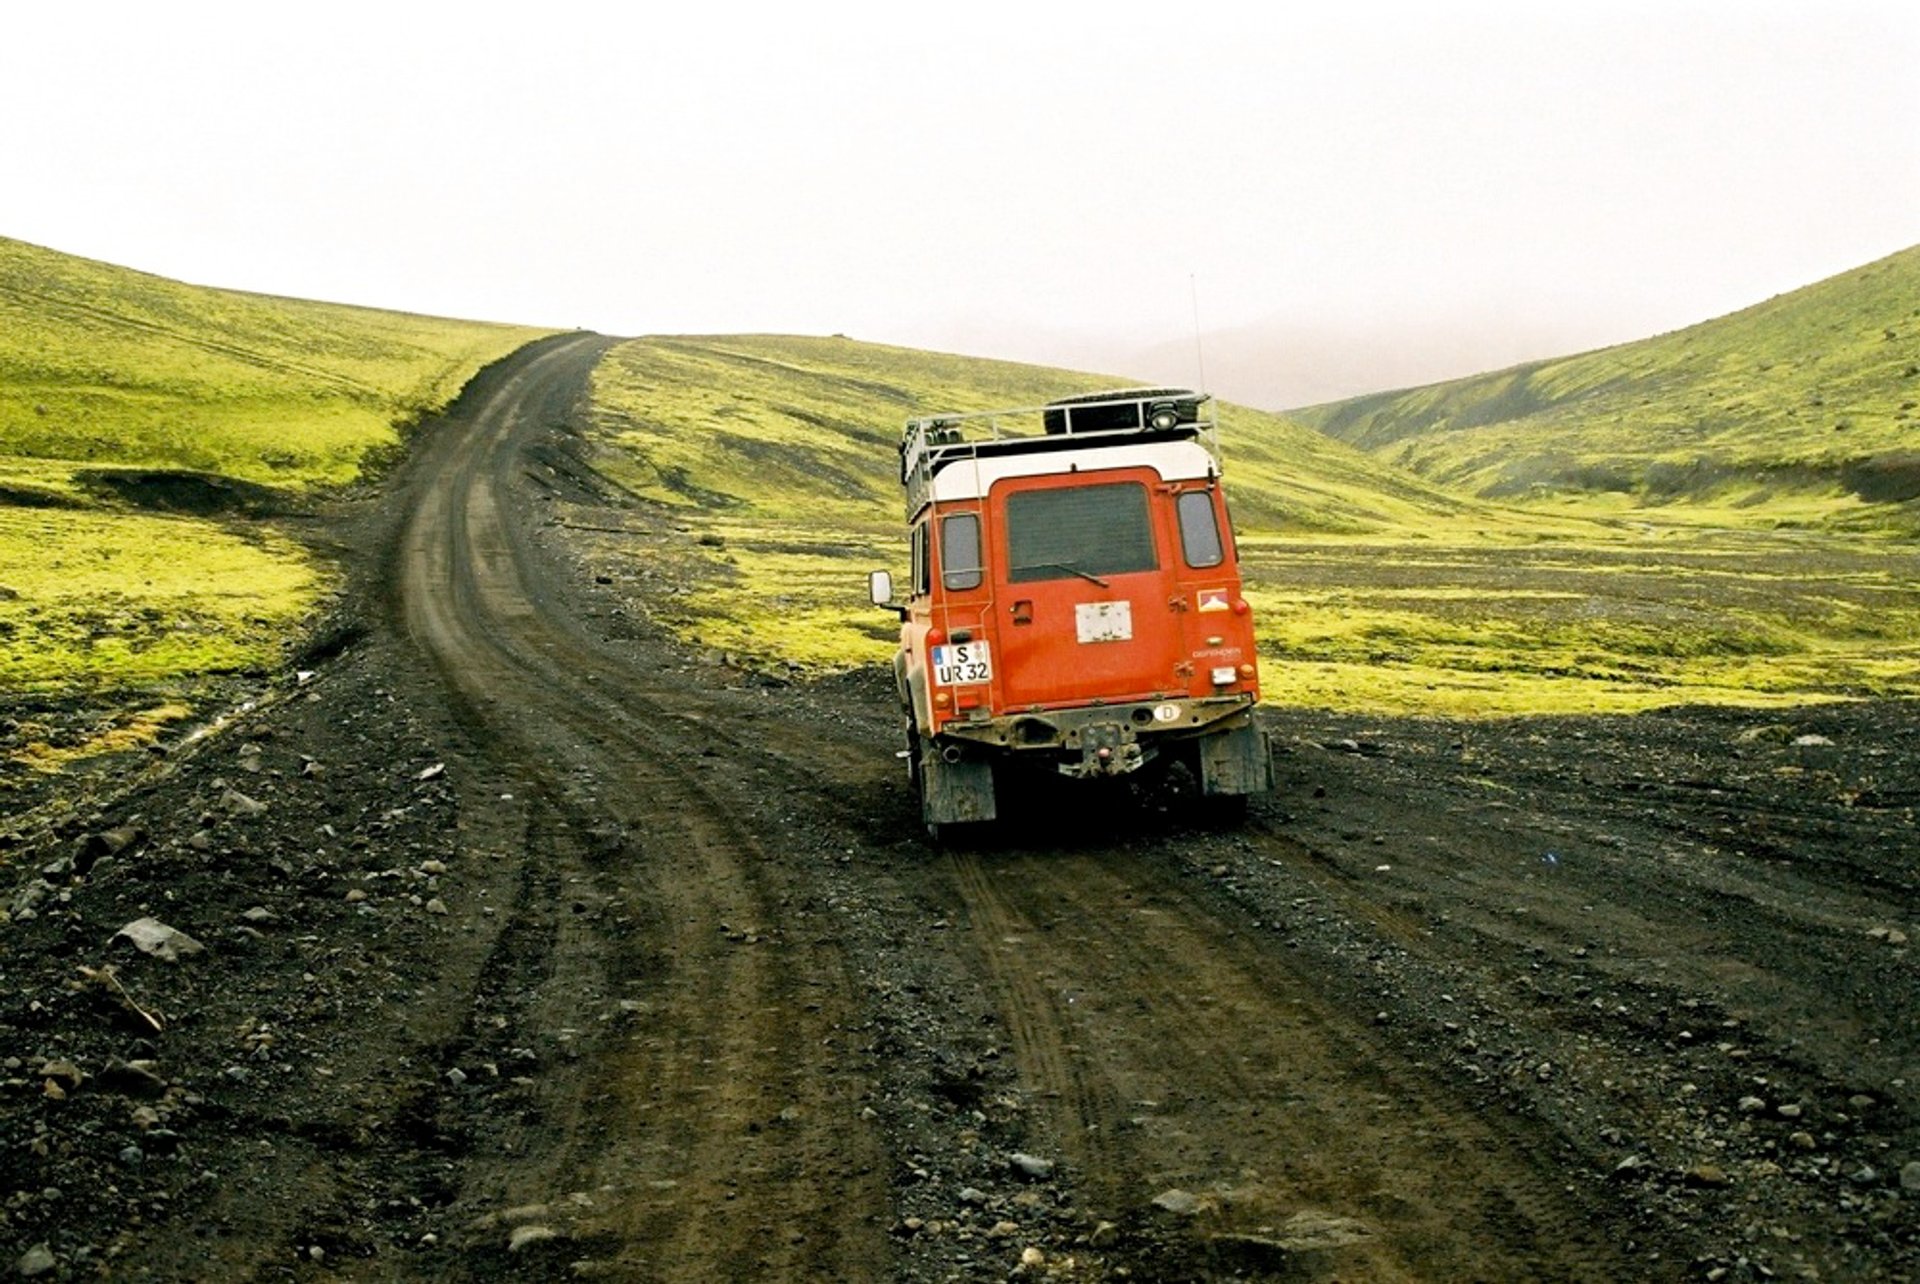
[935, 694, 1259, 778]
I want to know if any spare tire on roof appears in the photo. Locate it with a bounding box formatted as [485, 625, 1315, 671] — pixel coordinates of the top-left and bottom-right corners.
[1042, 388, 1203, 435]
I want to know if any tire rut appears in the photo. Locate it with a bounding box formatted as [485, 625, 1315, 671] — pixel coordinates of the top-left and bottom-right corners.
[945, 847, 1643, 1281]
[388, 334, 1679, 1280]
[391, 334, 891, 1279]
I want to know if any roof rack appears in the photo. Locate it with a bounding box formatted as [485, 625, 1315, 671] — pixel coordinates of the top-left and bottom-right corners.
[900, 387, 1217, 517]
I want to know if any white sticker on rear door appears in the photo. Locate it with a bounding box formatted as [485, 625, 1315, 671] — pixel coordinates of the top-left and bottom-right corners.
[1075, 601, 1133, 643]
[931, 641, 992, 685]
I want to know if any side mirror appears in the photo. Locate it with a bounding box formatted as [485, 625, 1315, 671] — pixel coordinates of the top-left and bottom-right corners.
[868, 569, 895, 607]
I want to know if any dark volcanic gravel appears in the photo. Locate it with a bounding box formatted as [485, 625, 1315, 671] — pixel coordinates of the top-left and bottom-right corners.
[2, 338, 1916, 1281]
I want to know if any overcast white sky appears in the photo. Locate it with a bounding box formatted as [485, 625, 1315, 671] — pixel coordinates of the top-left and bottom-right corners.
[6, 1, 1917, 403]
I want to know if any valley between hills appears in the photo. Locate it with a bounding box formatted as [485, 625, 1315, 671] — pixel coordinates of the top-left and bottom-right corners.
[0, 239, 1915, 1280]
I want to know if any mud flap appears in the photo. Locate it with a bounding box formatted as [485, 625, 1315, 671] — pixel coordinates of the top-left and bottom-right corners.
[1197, 723, 1272, 797]
[921, 747, 998, 826]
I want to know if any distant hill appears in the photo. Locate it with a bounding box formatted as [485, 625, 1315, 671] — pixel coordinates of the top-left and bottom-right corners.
[583, 334, 1920, 715]
[583, 334, 1487, 674]
[1294, 245, 1920, 529]
[0, 235, 552, 698]
[0, 235, 552, 498]
[590, 334, 1476, 537]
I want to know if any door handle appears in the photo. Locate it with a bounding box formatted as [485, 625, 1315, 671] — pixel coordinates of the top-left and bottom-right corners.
[1011, 600, 1033, 625]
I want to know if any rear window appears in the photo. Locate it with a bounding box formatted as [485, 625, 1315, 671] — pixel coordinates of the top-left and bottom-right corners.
[1005, 482, 1157, 583]
[1176, 490, 1225, 568]
[941, 513, 982, 590]
[912, 521, 930, 596]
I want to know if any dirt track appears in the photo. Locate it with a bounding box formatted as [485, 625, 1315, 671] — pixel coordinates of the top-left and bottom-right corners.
[2, 338, 1916, 1281]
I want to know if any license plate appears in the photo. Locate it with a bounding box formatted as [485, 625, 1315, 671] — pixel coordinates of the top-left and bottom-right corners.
[931, 641, 992, 685]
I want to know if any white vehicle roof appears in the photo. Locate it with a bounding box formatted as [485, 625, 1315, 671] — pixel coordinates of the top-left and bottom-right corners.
[900, 388, 1220, 519]
[928, 440, 1217, 505]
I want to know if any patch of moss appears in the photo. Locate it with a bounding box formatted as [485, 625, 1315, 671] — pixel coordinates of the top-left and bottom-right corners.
[0, 235, 554, 706]
[0, 507, 323, 692]
[10, 702, 191, 773]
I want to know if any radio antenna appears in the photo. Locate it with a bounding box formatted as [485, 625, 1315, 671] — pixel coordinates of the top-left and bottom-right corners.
[1188, 272, 1208, 393]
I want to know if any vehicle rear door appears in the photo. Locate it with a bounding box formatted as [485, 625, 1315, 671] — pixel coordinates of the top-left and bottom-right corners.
[988, 469, 1184, 709]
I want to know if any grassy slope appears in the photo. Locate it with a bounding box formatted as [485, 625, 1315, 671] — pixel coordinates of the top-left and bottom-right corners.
[587, 335, 1920, 715]
[589, 334, 1471, 531]
[0, 236, 552, 711]
[587, 334, 1478, 670]
[0, 236, 552, 491]
[1296, 245, 1920, 530]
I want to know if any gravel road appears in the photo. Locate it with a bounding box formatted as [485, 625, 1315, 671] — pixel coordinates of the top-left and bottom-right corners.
[1, 337, 1914, 1281]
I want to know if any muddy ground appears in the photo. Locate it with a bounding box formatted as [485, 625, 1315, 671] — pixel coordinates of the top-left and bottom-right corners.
[1, 337, 1915, 1282]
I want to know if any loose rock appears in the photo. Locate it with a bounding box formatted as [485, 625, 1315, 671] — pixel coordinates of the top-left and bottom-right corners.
[10, 879, 55, 918]
[1684, 1165, 1731, 1188]
[83, 825, 144, 864]
[1257, 1210, 1373, 1251]
[1009, 1151, 1054, 1180]
[40, 1060, 84, 1090]
[1152, 1188, 1201, 1215]
[98, 1059, 167, 1098]
[221, 789, 269, 818]
[114, 917, 206, 962]
[508, 1224, 558, 1252]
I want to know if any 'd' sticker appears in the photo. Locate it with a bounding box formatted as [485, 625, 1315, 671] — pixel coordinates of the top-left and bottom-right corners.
[1197, 589, 1230, 612]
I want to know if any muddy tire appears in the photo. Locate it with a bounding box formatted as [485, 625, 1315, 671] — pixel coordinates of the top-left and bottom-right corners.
[1196, 790, 1249, 828]
[907, 720, 943, 840]
[903, 716, 924, 791]
[905, 716, 930, 821]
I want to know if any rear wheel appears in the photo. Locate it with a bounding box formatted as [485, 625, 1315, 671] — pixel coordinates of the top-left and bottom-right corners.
[903, 716, 924, 791]
[1142, 744, 1251, 827]
[1197, 790, 1249, 827]
[905, 717, 940, 840]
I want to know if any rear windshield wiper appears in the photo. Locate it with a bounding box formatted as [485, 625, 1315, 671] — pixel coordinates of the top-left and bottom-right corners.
[1017, 561, 1110, 588]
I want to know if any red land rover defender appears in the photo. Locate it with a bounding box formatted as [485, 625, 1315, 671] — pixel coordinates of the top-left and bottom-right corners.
[868, 388, 1271, 836]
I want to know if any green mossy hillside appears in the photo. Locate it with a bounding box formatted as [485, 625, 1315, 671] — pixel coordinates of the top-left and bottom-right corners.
[586, 334, 1483, 698]
[0, 235, 553, 492]
[587, 334, 1920, 715]
[589, 334, 1472, 532]
[0, 234, 551, 720]
[1297, 245, 1920, 530]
